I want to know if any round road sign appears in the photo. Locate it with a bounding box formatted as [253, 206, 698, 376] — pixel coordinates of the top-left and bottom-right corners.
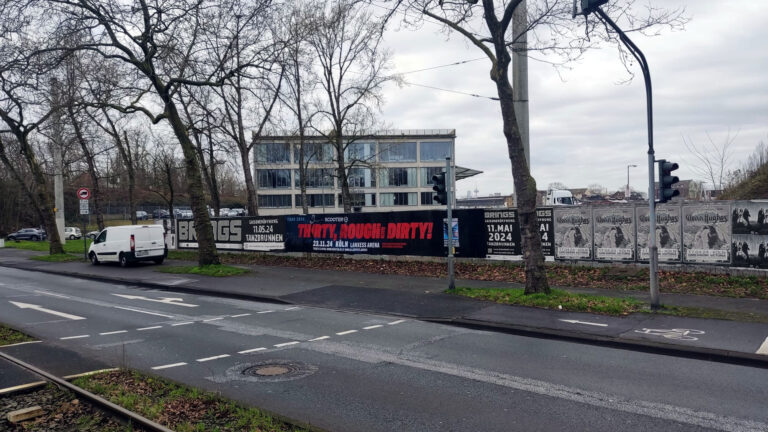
[77, 188, 91, 200]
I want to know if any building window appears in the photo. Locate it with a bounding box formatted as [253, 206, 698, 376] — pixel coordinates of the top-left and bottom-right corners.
[255, 142, 290, 164]
[421, 167, 445, 186]
[294, 168, 334, 188]
[420, 141, 452, 161]
[258, 194, 292, 208]
[257, 169, 291, 189]
[420, 191, 441, 206]
[294, 142, 335, 164]
[345, 142, 376, 162]
[347, 168, 376, 188]
[380, 167, 417, 187]
[339, 193, 376, 207]
[379, 142, 416, 162]
[380, 192, 417, 206]
[295, 194, 335, 208]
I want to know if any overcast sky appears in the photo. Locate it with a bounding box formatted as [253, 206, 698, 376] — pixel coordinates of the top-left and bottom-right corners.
[374, 0, 768, 198]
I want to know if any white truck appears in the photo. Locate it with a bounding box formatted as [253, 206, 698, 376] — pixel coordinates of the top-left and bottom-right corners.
[88, 225, 167, 267]
[545, 189, 576, 206]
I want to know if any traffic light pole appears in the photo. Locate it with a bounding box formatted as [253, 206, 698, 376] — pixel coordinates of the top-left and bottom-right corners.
[596, 8, 661, 310]
[446, 157, 455, 291]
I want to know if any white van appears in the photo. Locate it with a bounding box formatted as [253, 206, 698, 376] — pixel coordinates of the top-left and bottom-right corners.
[88, 225, 167, 267]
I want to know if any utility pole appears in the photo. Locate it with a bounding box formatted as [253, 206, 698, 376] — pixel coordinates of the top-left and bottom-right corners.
[626, 164, 637, 198]
[512, 0, 529, 208]
[445, 156, 455, 291]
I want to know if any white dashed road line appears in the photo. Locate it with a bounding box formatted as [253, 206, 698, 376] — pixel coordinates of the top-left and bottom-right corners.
[275, 341, 300, 348]
[137, 326, 162, 331]
[238, 347, 266, 354]
[308, 336, 330, 342]
[60, 335, 89, 340]
[363, 325, 383, 330]
[114, 306, 174, 318]
[34, 290, 70, 299]
[257, 310, 274, 314]
[757, 336, 768, 355]
[203, 317, 224, 322]
[152, 362, 187, 370]
[336, 330, 358, 335]
[171, 322, 194, 326]
[284, 307, 301, 311]
[99, 330, 128, 336]
[197, 354, 230, 362]
[388, 319, 407, 325]
[230, 313, 251, 318]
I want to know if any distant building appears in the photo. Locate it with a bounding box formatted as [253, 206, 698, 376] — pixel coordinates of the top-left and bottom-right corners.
[653, 179, 698, 201]
[252, 130, 481, 215]
[456, 194, 513, 209]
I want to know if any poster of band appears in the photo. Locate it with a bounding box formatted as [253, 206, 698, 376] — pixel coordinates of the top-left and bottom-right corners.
[731, 200, 768, 268]
[283, 211, 443, 256]
[538, 208, 555, 257]
[177, 218, 245, 250]
[682, 204, 731, 265]
[592, 206, 636, 262]
[636, 204, 682, 262]
[554, 207, 593, 260]
[243, 217, 285, 251]
[484, 209, 522, 256]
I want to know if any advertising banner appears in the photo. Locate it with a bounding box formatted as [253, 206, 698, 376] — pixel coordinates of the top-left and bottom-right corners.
[554, 207, 593, 260]
[284, 211, 443, 256]
[243, 217, 286, 251]
[731, 200, 768, 269]
[177, 217, 245, 250]
[538, 208, 555, 257]
[592, 206, 636, 262]
[682, 204, 731, 264]
[484, 209, 522, 256]
[636, 204, 682, 262]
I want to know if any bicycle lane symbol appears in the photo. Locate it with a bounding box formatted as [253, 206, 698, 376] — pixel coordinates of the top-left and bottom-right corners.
[634, 328, 706, 341]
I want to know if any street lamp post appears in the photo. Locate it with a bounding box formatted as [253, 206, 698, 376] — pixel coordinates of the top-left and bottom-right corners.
[626, 164, 637, 198]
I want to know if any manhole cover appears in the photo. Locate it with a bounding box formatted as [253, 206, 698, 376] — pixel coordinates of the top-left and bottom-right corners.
[223, 360, 317, 383]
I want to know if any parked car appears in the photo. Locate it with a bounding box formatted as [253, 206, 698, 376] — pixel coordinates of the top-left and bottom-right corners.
[64, 227, 82, 240]
[152, 209, 170, 219]
[219, 208, 231, 217]
[6, 228, 47, 241]
[88, 225, 167, 267]
[136, 210, 149, 220]
[229, 208, 247, 217]
[86, 230, 100, 240]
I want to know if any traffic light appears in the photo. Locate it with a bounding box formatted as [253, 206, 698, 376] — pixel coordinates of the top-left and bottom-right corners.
[657, 159, 680, 203]
[432, 172, 447, 205]
[580, 0, 609, 15]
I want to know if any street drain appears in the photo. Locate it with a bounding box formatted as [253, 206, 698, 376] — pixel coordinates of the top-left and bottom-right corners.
[229, 360, 317, 382]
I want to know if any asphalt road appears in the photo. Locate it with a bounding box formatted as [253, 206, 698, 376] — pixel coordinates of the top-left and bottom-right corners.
[1, 266, 767, 432]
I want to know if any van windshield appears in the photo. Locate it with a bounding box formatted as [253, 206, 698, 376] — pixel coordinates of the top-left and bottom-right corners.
[96, 231, 107, 243]
[558, 197, 574, 205]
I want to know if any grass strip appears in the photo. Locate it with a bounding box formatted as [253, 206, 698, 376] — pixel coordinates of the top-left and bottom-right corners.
[0, 324, 35, 346]
[448, 287, 646, 315]
[5, 239, 91, 254]
[155, 264, 249, 277]
[73, 370, 306, 432]
[30, 253, 84, 262]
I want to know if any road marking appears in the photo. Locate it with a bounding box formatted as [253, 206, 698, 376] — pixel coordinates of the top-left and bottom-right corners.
[112, 293, 198, 307]
[203, 317, 224, 322]
[0, 340, 41, 348]
[309, 336, 330, 342]
[197, 354, 230, 362]
[274, 341, 300, 348]
[388, 319, 406, 325]
[230, 313, 251, 318]
[336, 330, 358, 335]
[363, 325, 383, 330]
[99, 330, 128, 335]
[152, 362, 187, 370]
[257, 310, 274, 314]
[284, 307, 301, 311]
[114, 306, 174, 318]
[171, 322, 193, 326]
[10, 301, 86, 321]
[60, 335, 89, 340]
[137, 326, 162, 331]
[34, 290, 70, 299]
[238, 347, 266, 354]
[559, 319, 609, 327]
[757, 337, 768, 355]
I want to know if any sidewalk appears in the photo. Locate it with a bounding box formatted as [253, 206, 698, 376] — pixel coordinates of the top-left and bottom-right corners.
[1, 247, 767, 365]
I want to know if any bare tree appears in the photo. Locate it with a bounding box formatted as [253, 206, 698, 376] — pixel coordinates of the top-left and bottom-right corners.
[683, 130, 737, 191]
[390, 0, 686, 293]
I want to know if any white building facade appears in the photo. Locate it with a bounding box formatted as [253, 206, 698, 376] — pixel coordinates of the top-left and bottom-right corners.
[252, 130, 458, 215]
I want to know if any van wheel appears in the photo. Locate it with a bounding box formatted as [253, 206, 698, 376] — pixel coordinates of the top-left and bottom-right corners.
[153, 257, 165, 265]
[68, 235, 75, 240]
[31, 236, 39, 241]
[119, 253, 130, 267]
[89, 252, 99, 266]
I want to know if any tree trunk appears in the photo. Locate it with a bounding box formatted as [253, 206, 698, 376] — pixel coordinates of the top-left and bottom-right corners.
[239, 145, 258, 216]
[336, 130, 352, 213]
[298, 136, 309, 215]
[164, 100, 220, 266]
[206, 129, 221, 216]
[492, 48, 549, 294]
